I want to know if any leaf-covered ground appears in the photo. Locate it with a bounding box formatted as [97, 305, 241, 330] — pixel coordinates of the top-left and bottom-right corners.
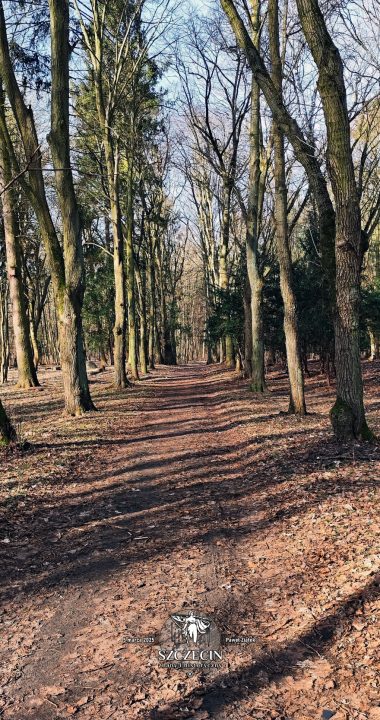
[0, 362, 380, 719]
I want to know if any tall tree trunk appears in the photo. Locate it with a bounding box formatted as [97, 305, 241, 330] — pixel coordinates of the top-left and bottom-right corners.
[136, 263, 148, 375]
[169, 297, 178, 365]
[296, 0, 370, 439]
[243, 277, 252, 376]
[0, 0, 93, 414]
[269, 0, 306, 415]
[82, 20, 128, 389]
[96, 113, 127, 388]
[250, 277, 266, 392]
[113, 219, 128, 388]
[157, 252, 176, 366]
[98, 123, 127, 388]
[246, 5, 267, 392]
[0, 278, 9, 383]
[48, 0, 95, 414]
[110, 165, 128, 389]
[147, 234, 156, 370]
[139, 313, 148, 375]
[126, 168, 139, 380]
[148, 320, 155, 369]
[155, 317, 164, 364]
[220, 182, 234, 368]
[0, 115, 39, 388]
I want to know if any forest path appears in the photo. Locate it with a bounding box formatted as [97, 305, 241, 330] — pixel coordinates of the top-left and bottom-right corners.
[1, 362, 380, 719]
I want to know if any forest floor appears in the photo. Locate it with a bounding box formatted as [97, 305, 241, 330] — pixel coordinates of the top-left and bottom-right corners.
[1, 362, 380, 720]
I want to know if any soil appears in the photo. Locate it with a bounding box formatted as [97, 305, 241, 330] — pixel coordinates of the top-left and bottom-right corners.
[0, 362, 380, 720]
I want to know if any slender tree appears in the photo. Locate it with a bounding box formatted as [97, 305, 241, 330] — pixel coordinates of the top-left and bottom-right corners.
[0, 0, 94, 414]
[179, 21, 250, 367]
[268, 0, 306, 414]
[74, 0, 129, 388]
[245, 0, 267, 391]
[0, 94, 39, 388]
[48, 0, 95, 413]
[0, 253, 9, 383]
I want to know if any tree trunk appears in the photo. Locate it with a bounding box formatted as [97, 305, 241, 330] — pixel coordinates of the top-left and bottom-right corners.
[29, 274, 50, 370]
[369, 329, 380, 361]
[0, 0, 94, 414]
[126, 168, 139, 380]
[269, 0, 306, 415]
[220, 182, 234, 368]
[243, 276, 252, 377]
[48, 0, 95, 414]
[148, 310, 155, 369]
[265, 347, 276, 368]
[0, 278, 9, 383]
[103, 138, 127, 388]
[90, 25, 128, 389]
[139, 315, 148, 375]
[113, 223, 128, 388]
[245, 10, 267, 392]
[157, 254, 176, 366]
[148, 241, 156, 370]
[0, 399, 15, 445]
[136, 263, 148, 375]
[169, 297, 178, 365]
[29, 318, 39, 369]
[155, 318, 164, 364]
[102, 130, 127, 388]
[0, 124, 39, 388]
[250, 277, 266, 392]
[296, 0, 370, 440]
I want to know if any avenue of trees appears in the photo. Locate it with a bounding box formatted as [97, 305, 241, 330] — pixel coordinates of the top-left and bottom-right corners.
[0, 0, 379, 445]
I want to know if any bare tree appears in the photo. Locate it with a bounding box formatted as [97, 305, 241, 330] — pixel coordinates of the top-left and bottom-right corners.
[0, 92, 39, 388]
[0, 0, 94, 414]
[178, 15, 250, 367]
[296, 0, 371, 438]
[268, 0, 306, 414]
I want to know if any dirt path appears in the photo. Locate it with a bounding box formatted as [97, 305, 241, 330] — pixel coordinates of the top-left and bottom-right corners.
[1, 363, 380, 719]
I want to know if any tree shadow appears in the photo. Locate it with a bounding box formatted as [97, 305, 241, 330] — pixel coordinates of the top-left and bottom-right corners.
[1, 423, 379, 605]
[150, 573, 380, 718]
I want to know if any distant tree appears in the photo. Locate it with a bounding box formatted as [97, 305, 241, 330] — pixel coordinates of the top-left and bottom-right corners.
[178, 15, 250, 368]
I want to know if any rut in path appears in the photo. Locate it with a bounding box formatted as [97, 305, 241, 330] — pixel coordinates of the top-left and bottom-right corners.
[1, 362, 380, 720]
